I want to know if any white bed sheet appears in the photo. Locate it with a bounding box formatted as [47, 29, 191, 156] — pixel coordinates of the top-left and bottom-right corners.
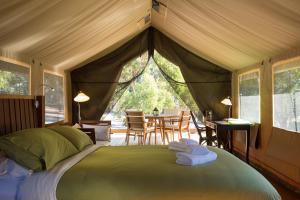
[17, 143, 105, 200]
[0, 176, 21, 200]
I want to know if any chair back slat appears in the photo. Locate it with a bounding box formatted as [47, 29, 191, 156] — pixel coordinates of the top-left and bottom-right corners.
[179, 111, 191, 129]
[126, 111, 146, 130]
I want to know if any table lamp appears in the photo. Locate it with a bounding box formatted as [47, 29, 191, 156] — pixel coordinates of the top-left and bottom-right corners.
[221, 96, 232, 120]
[74, 91, 90, 122]
[153, 107, 159, 116]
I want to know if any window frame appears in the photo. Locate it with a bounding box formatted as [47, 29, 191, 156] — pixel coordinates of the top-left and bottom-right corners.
[272, 57, 300, 132]
[238, 69, 261, 123]
[43, 70, 65, 124]
[0, 57, 31, 96]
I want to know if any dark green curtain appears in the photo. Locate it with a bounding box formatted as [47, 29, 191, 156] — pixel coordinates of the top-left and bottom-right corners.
[71, 28, 231, 122]
[151, 29, 231, 120]
[102, 52, 150, 117]
[152, 51, 201, 119]
[71, 29, 150, 122]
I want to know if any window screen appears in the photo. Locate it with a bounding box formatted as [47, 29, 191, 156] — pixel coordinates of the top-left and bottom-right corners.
[44, 72, 64, 124]
[239, 71, 260, 123]
[0, 60, 29, 95]
[273, 60, 300, 132]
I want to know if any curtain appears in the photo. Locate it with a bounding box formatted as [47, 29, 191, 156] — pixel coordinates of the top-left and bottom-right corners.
[71, 27, 232, 121]
[152, 51, 202, 119]
[71, 29, 150, 122]
[102, 52, 150, 118]
[151, 29, 232, 120]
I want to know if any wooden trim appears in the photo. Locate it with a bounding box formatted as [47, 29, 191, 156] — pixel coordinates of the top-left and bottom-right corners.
[0, 96, 44, 136]
[272, 55, 300, 68]
[0, 95, 34, 99]
[44, 120, 66, 127]
[233, 147, 300, 192]
[0, 56, 30, 68]
[43, 69, 64, 77]
[78, 128, 96, 144]
[36, 96, 45, 127]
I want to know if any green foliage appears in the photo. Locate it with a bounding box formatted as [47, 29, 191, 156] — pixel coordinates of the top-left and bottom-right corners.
[0, 70, 29, 95]
[119, 53, 148, 82]
[239, 79, 259, 96]
[44, 73, 64, 108]
[105, 50, 203, 124]
[112, 59, 187, 115]
[153, 51, 199, 112]
[274, 68, 300, 94]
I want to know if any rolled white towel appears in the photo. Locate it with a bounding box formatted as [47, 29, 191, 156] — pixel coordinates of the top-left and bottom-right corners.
[168, 141, 187, 152]
[179, 138, 198, 145]
[185, 145, 209, 155]
[169, 142, 209, 155]
[176, 151, 217, 166]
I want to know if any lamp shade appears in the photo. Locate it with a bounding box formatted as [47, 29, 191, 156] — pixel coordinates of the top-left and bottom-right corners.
[74, 91, 90, 103]
[221, 97, 232, 106]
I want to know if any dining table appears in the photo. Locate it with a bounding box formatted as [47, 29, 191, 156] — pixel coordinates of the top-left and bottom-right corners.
[145, 114, 179, 144]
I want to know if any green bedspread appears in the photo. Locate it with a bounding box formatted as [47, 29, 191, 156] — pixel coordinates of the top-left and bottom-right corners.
[57, 146, 280, 200]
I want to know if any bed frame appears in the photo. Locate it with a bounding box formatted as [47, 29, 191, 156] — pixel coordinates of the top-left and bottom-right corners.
[0, 95, 44, 136]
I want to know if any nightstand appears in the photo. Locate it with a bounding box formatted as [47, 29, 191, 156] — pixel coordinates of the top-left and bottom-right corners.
[78, 128, 96, 144]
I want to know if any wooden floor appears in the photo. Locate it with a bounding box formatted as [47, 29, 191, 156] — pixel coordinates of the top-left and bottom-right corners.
[265, 175, 300, 200]
[109, 133, 300, 200]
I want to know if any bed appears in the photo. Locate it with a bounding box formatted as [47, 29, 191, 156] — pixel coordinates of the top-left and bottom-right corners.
[0, 96, 281, 200]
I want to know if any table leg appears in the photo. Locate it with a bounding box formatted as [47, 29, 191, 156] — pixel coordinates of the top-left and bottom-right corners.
[159, 119, 165, 145]
[205, 127, 213, 146]
[215, 126, 221, 148]
[159, 119, 163, 144]
[246, 127, 250, 164]
[230, 130, 233, 153]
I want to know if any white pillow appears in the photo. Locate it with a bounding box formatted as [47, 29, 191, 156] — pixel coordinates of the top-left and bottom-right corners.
[82, 124, 111, 141]
[0, 159, 32, 200]
[0, 154, 7, 176]
[72, 123, 81, 128]
[6, 159, 32, 178]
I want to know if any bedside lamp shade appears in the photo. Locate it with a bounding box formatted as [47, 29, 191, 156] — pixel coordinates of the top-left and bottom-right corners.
[74, 91, 90, 122]
[221, 97, 232, 106]
[74, 92, 89, 103]
[221, 97, 232, 119]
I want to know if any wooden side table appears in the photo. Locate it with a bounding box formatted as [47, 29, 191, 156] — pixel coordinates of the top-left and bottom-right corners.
[205, 120, 251, 163]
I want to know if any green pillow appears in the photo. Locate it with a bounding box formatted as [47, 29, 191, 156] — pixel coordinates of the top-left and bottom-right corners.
[49, 126, 93, 151]
[0, 128, 79, 171]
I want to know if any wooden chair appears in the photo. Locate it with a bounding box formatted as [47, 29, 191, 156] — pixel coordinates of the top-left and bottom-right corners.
[163, 111, 191, 142]
[125, 111, 154, 145]
[190, 111, 217, 146]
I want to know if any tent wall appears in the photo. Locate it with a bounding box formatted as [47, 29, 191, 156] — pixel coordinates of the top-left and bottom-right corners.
[71, 29, 150, 122]
[70, 28, 232, 122]
[152, 29, 231, 119]
[232, 48, 300, 190]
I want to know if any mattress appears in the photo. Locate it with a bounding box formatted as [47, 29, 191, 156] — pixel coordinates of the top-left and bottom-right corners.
[56, 145, 280, 200]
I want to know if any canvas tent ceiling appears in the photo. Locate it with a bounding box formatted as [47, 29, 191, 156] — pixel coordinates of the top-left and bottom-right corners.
[0, 0, 300, 71]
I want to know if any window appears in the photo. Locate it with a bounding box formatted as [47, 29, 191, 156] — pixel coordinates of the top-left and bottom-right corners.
[239, 71, 260, 123]
[273, 59, 300, 132]
[44, 72, 64, 124]
[0, 60, 30, 95]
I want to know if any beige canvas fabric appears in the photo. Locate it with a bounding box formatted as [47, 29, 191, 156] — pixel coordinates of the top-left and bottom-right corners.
[0, 0, 151, 72]
[1, 0, 300, 72]
[0, 0, 300, 189]
[152, 0, 300, 70]
[232, 49, 300, 188]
